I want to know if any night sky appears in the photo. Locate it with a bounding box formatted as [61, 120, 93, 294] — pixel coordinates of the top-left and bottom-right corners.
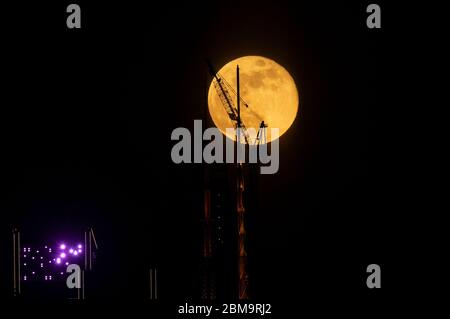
[0, 0, 403, 314]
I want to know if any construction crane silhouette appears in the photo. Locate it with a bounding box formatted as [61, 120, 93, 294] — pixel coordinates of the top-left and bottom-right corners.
[206, 60, 270, 300]
[256, 120, 268, 145]
[206, 60, 266, 145]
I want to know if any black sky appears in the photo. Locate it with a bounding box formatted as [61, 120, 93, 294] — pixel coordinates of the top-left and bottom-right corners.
[0, 0, 400, 313]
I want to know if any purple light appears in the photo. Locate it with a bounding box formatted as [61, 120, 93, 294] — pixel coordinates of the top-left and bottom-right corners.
[73, 251, 78, 256]
[77, 244, 82, 249]
[56, 258, 61, 264]
[60, 253, 66, 258]
[60, 244, 66, 250]
[65, 262, 69, 265]
[69, 248, 74, 253]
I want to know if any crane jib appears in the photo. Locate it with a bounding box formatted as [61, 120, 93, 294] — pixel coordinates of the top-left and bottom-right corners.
[211, 72, 252, 145]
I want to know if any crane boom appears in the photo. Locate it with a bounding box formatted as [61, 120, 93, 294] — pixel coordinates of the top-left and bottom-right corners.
[207, 61, 252, 144]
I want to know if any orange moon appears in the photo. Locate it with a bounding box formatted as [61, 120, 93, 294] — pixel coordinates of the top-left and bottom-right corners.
[208, 56, 299, 143]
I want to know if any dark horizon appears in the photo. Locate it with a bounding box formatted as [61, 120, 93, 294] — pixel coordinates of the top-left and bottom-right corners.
[0, 1, 398, 314]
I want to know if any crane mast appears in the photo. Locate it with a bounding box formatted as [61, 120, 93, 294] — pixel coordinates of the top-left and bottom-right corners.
[206, 61, 250, 299]
[235, 65, 248, 300]
[207, 61, 252, 145]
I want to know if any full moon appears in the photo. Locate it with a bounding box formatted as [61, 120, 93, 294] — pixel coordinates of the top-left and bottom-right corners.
[208, 56, 299, 144]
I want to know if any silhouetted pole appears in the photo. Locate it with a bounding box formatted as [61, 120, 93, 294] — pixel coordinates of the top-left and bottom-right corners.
[236, 65, 249, 299]
[12, 228, 21, 297]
